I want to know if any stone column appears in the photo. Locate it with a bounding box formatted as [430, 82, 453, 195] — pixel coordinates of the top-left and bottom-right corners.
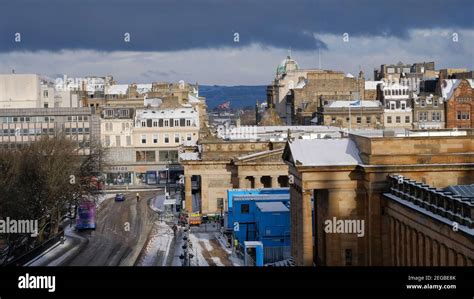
[185, 175, 192, 213]
[272, 176, 279, 188]
[254, 176, 263, 189]
[301, 189, 314, 266]
[238, 176, 247, 189]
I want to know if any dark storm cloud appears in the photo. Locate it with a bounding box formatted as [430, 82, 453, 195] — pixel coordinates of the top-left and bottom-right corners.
[0, 0, 472, 52]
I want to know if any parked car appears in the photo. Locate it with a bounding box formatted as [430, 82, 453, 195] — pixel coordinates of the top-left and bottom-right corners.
[115, 193, 125, 201]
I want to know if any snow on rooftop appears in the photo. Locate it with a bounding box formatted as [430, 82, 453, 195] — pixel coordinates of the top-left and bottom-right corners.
[179, 152, 200, 161]
[107, 84, 128, 95]
[144, 97, 162, 107]
[365, 81, 383, 90]
[288, 139, 361, 166]
[137, 107, 198, 119]
[441, 79, 474, 100]
[327, 100, 381, 108]
[136, 84, 152, 94]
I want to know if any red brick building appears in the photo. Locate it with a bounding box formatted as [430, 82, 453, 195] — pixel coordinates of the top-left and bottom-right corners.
[441, 79, 473, 128]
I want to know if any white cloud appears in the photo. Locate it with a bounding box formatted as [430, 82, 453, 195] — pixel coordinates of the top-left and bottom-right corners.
[0, 29, 472, 85]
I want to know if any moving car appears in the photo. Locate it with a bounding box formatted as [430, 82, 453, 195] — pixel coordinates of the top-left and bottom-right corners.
[115, 193, 125, 201]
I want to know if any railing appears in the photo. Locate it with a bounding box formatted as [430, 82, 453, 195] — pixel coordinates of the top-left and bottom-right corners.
[387, 174, 474, 229]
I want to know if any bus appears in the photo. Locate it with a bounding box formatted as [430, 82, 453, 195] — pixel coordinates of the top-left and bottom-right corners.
[76, 201, 96, 230]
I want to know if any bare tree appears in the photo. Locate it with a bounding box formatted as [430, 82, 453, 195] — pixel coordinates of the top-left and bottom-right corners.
[0, 135, 106, 263]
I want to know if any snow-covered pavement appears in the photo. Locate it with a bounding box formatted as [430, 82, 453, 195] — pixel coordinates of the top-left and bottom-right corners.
[171, 227, 242, 267]
[135, 221, 174, 266]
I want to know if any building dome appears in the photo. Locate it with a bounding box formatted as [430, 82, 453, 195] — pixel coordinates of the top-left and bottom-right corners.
[276, 55, 299, 76]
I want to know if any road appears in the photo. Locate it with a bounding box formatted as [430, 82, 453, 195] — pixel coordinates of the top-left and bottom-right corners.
[61, 191, 160, 266]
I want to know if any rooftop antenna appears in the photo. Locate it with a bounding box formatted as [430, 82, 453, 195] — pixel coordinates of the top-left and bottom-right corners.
[288, 47, 291, 58]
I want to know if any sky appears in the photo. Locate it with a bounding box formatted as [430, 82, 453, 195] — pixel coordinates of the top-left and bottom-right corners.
[0, 0, 473, 85]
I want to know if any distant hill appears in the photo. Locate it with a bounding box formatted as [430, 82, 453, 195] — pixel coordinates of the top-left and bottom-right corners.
[199, 85, 266, 109]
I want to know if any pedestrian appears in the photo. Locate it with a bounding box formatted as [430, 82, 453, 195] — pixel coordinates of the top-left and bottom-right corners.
[136, 192, 140, 202]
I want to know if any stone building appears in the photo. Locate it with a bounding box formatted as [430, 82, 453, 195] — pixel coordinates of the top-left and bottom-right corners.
[315, 100, 383, 129]
[266, 54, 317, 124]
[374, 61, 436, 81]
[412, 93, 445, 129]
[282, 129, 474, 266]
[180, 140, 289, 214]
[384, 175, 473, 266]
[377, 81, 413, 129]
[179, 126, 341, 215]
[266, 55, 364, 125]
[364, 81, 382, 101]
[285, 71, 365, 125]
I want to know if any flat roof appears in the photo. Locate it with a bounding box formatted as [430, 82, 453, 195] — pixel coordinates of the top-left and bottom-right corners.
[256, 201, 289, 212]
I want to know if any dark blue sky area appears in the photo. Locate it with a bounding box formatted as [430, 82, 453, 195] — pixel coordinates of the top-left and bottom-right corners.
[0, 0, 472, 52]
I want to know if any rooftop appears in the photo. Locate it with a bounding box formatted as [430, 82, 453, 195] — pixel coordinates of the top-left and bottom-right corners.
[136, 107, 197, 119]
[256, 201, 289, 213]
[327, 100, 381, 108]
[286, 139, 362, 167]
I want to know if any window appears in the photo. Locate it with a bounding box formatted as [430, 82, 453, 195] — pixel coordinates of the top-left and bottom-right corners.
[126, 136, 132, 146]
[153, 134, 158, 144]
[43, 90, 49, 98]
[174, 119, 179, 127]
[457, 111, 470, 120]
[433, 99, 438, 107]
[356, 116, 361, 124]
[164, 134, 169, 144]
[241, 204, 250, 214]
[405, 116, 410, 123]
[119, 109, 129, 117]
[421, 100, 426, 107]
[105, 109, 114, 117]
[174, 134, 180, 143]
[186, 119, 191, 126]
[390, 102, 395, 110]
[141, 120, 146, 127]
[141, 134, 147, 144]
[396, 116, 401, 123]
[186, 133, 192, 141]
[419, 112, 428, 121]
[153, 121, 158, 127]
[401, 102, 406, 110]
[164, 119, 169, 127]
[105, 136, 110, 147]
[432, 112, 441, 121]
[331, 116, 336, 123]
[366, 117, 371, 124]
[116, 136, 121, 147]
[136, 151, 156, 162]
[387, 116, 392, 123]
[376, 116, 381, 124]
[44, 103, 48, 108]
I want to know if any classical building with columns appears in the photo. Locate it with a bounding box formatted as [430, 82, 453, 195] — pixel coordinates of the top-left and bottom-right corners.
[384, 174, 473, 266]
[180, 140, 289, 215]
[283, 129, 474, 266]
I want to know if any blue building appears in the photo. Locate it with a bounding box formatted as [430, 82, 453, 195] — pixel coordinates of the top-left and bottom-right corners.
[226, 188, 290, 263]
